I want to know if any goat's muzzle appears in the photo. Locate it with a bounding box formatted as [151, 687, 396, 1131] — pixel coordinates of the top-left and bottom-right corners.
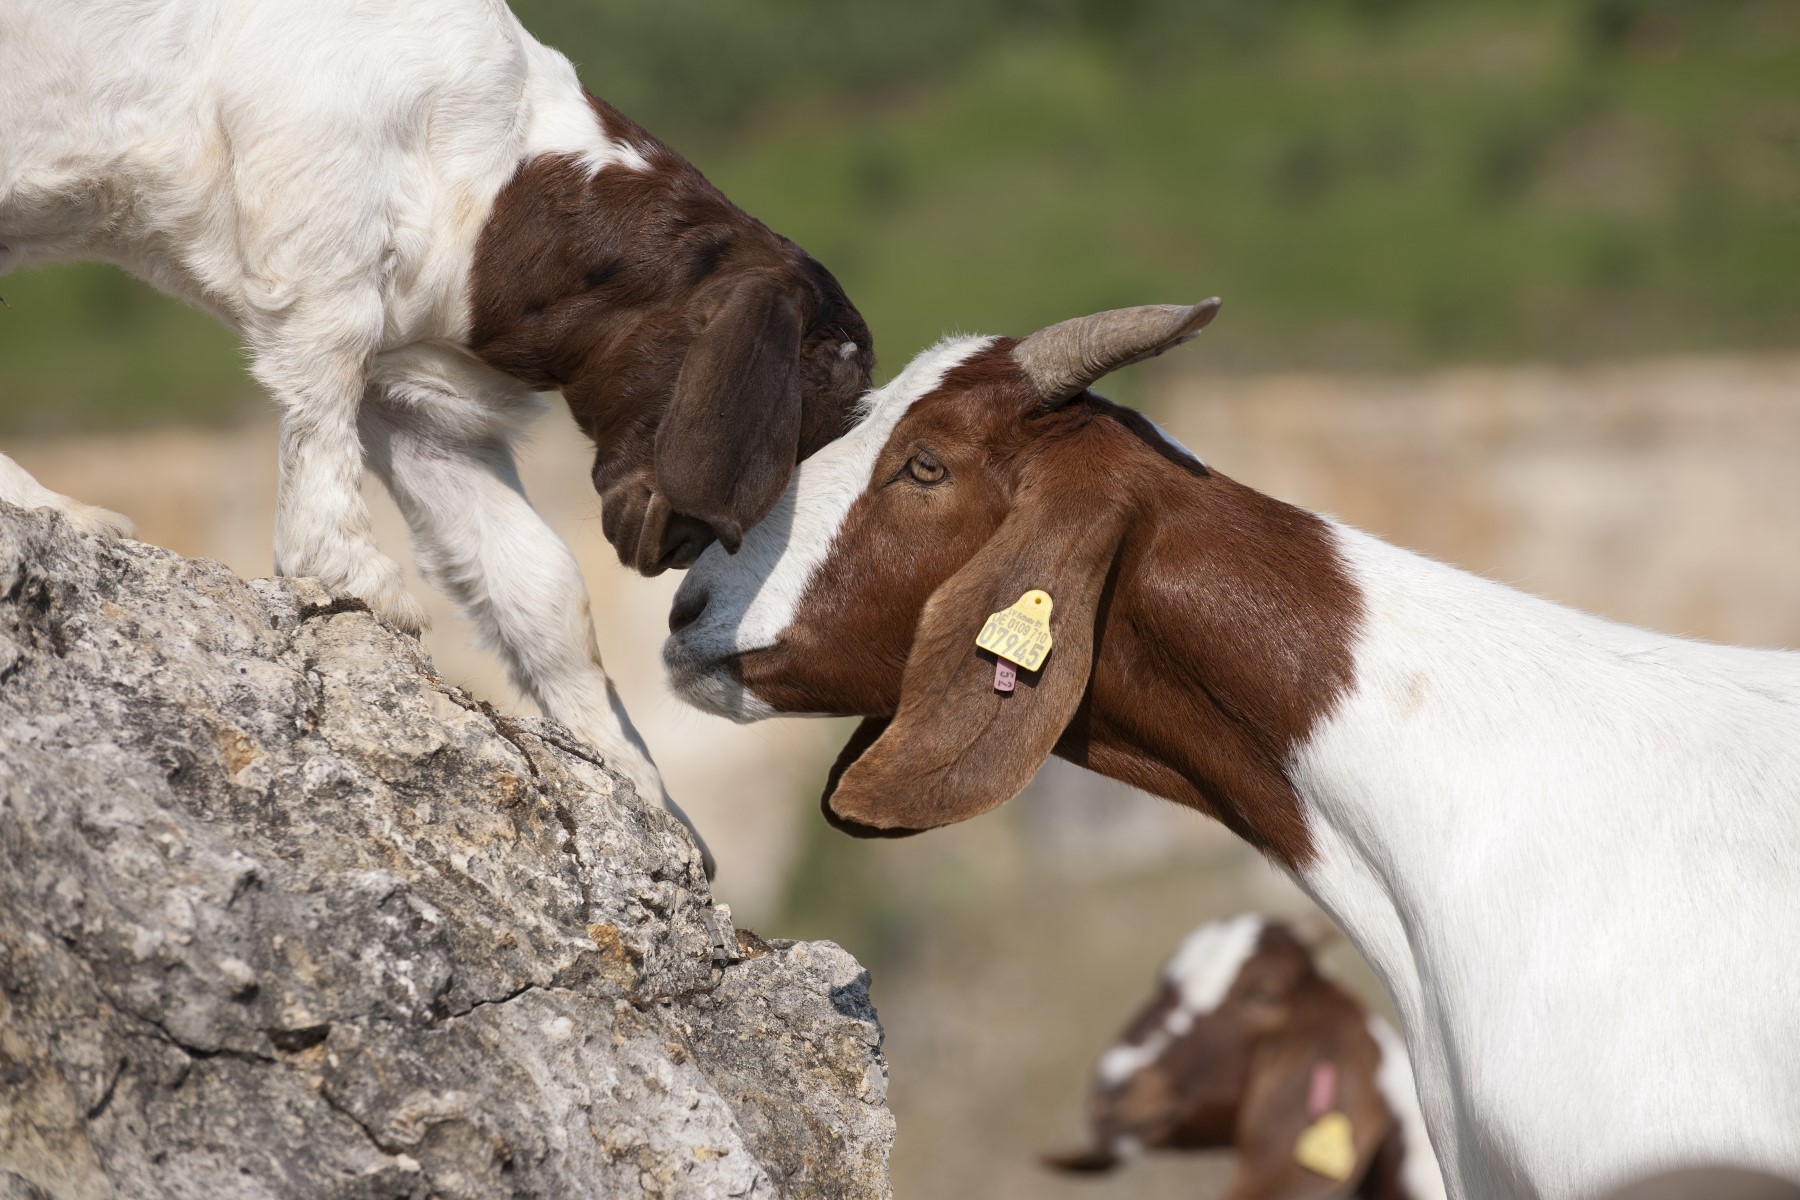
[596, 467, 730, 576]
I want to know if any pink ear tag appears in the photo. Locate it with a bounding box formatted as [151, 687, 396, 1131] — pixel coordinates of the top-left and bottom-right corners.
[1293, 1059, 1357, 1181]
[975, 590, 1054, 694]
[1307, 1060, 1338, 1118]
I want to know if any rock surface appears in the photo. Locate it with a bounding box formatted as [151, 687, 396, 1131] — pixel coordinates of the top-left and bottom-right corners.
[0, 504, 893, 1200]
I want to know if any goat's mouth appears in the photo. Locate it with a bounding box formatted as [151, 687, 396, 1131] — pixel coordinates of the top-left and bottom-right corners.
[597, 474, 721, 575]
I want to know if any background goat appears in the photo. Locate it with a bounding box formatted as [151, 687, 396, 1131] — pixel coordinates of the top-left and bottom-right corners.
[0, 0, 872, 854]
[1045, 913, 1445, 1200]
[662, 304, 1800, 1197]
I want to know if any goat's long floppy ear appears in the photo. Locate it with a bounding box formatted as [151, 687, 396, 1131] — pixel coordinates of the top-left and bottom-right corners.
[656, 278, 806, 552]
[822, 470, 1129, 836]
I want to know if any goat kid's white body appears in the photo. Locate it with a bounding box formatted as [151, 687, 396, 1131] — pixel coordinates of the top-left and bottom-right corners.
[0, 0, 685, 816]
[1296, 526, 1800, 1200]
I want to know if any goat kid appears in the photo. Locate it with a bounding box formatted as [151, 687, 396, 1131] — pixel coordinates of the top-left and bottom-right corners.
[1045, 914, 1445, 1200]
[663, 304, 1800, 1198]
[0, 0, 872, 855]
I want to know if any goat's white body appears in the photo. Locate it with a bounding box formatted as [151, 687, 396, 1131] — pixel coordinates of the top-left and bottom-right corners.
[0, 0, 698, 826]
[1295, 525, 1800, 1200]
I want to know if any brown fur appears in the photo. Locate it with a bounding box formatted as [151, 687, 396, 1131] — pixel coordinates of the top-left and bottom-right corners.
[468, 94, 872, 573]
[1046, 921, 1416, 1200]
[731, 341, 1362, 867]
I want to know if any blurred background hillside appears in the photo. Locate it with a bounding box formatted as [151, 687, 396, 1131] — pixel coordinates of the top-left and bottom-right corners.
[4, 0, 1798, 431]
[3, 1, 1797, 1197]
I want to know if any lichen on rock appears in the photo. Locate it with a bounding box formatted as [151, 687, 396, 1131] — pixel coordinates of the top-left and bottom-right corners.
[0, 503, 893, 1200]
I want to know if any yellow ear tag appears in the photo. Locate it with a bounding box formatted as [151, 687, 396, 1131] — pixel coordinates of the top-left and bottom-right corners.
[975, 590, 1054, 674]
[1293, 1112, 1357, 1182]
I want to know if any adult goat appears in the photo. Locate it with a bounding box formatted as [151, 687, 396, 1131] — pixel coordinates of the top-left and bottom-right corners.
[663, 303, 1800, 1197]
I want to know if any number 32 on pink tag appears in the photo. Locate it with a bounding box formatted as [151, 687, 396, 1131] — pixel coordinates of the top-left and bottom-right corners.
[975, 590, 1053, 693]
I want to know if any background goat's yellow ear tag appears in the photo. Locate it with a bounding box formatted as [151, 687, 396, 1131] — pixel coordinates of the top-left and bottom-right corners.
[1293, 1112, 1357, 1181]
[975, 590, 1054, 671]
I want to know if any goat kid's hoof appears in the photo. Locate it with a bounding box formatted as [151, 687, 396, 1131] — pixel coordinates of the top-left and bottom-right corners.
[362, 586, 430, 637]
[61, 499, 137, 540]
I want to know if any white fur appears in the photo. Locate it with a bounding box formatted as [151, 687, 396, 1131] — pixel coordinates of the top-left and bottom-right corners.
[1165, 912, 1265, 1018]
[0, 0, 702, 848]
[663, 336, 995, 720]
[1370, 1016, 1449, 1200]
[1096, 914, 1264, 1087]
[1292, 524, 1800, 1199]
[1093, 1039, 1163, 1090]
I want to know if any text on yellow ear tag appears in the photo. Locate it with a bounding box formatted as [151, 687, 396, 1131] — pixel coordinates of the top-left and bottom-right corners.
[975, 589, 1054, 672]
[1293, 1112, 1357, 1182]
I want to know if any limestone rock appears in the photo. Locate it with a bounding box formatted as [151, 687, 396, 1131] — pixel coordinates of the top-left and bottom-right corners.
[0, 504, 893, 1200]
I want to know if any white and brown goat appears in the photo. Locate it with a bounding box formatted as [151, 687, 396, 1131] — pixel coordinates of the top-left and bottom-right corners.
[0, 0, 872, 853]
[1045, 914, 1444, 1200]
[663, 303, 1800, 1198]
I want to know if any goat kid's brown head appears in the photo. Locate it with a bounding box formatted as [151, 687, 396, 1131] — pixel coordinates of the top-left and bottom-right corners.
[1046, 914, 1407, 1198]
[470, 95, 874, 574]
[1051, 913, 1317, 1165]
[664, 298, 1220, 833]
[1044, 915, 1333, 1172]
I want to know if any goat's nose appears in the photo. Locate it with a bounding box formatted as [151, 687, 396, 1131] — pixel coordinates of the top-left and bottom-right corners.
[654, 512, 718, 575]
[668, 588, 709, 635]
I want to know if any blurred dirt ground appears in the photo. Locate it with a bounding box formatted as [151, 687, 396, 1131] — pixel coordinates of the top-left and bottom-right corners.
[9, 352, 1799, 1199]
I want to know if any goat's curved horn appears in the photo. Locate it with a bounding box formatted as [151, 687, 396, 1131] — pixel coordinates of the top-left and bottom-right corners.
[1013, 298, 1222, 407]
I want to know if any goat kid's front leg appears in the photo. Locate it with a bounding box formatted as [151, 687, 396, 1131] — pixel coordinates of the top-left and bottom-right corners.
[360, 401, 716, 878]
[0, 452, 136, 538]
[252, 320, 425, 633]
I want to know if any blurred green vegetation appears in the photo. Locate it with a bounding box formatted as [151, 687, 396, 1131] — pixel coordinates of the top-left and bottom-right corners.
[2, 0, 1795, 433]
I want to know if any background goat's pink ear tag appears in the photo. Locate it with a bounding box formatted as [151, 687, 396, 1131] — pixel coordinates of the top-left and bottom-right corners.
[1307, 1060, 1338, 1118]
[975, 590, 1054, 672]
[993, 660, 1017, 693]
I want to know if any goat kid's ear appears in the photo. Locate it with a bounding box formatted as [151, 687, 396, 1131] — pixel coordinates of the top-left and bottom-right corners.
[821, 470, 1129, 836]
[655, 277, 806, 553]
[1239, 1023, 1391, 1189]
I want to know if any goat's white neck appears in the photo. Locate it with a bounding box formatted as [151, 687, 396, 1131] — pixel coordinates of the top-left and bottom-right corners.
[1284, 522, 1800, 1200]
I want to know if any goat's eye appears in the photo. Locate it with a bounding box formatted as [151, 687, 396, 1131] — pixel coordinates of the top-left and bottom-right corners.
[905, 450, 948, 486]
